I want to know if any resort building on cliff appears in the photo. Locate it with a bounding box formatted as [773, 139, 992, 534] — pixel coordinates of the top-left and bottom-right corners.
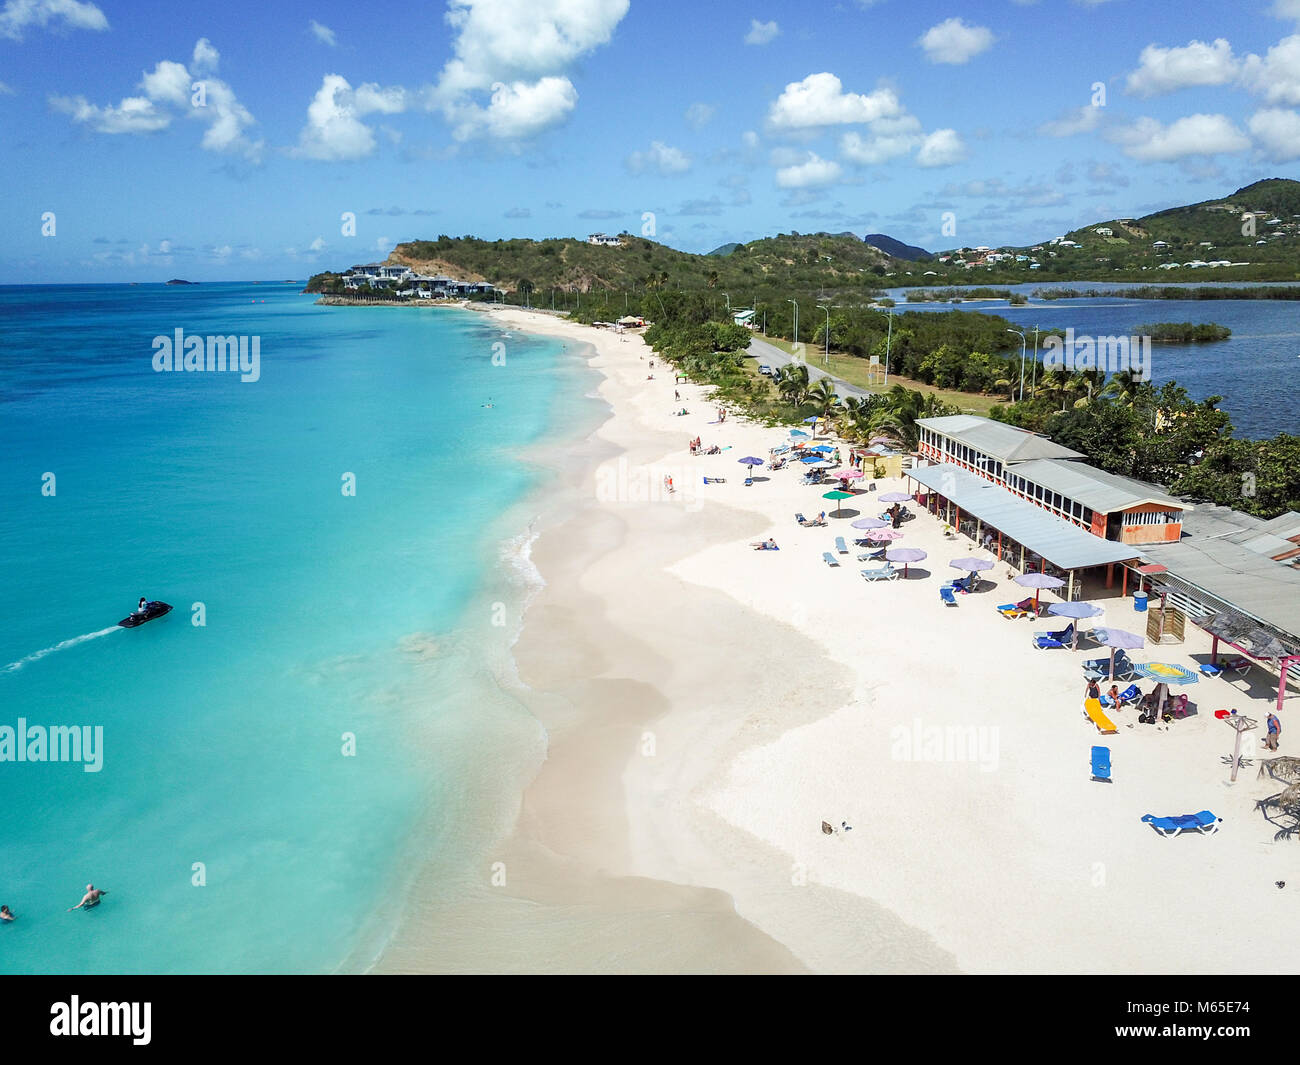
[587, 233, 623, 246]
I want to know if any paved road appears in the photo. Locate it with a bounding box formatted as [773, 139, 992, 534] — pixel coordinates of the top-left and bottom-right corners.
[747, 335, 870, 398]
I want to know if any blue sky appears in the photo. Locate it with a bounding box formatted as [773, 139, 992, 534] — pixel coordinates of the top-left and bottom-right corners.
[3, 0, 1299, 281]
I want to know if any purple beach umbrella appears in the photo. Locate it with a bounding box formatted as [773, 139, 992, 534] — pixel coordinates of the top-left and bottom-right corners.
[1013, 571, 1065, 609]
[851, 517, 889, 530]
[738, 456, 764, 467]
[885, 546, 927, 577]
[1090, 626, 1145, 682]
[878, 491, 911, 503]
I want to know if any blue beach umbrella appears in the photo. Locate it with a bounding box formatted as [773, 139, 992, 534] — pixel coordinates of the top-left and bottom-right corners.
[789, 429, 809, 439]
[800, 454, 823, 464]
[738, 456, 764, 467]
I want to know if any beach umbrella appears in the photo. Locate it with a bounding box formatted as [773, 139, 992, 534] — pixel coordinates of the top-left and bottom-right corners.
[885, 547, 927, 577]
[878, 491, 910, 503]
[802, 416, 819, 425]
[1046, 601, 1104, 619]
[949, 556, 995, 592]
[811, 459, 836, 469]
[851, 516, 889, 530]
[789, 429, 809, 439]
[866, 528, 904, 543]
[799, 454, 823, 464]
[1133, 663, 1198, 718]
[808, 444, 834, 453]
[1013, 571, 1065, 609]
[738, 456, 764, 468]
[831, 469, 864, 480]
[822, 489, 853, 517]
[1090, 626, 1145, 681]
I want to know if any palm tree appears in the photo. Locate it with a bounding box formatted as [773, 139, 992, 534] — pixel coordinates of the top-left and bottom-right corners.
[807, 377, 840, 427]
[775, 363, 809, 406]
[1100, 368, 1140, 406]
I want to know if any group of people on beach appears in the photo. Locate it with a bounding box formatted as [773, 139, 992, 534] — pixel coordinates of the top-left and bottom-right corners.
[0, 884, 107, 924]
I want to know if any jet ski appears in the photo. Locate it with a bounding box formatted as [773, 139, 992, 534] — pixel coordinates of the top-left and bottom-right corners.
[118, 601, 173, 628]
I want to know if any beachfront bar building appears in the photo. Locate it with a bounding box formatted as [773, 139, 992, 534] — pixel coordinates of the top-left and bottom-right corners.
[906, 415, 1300, 710]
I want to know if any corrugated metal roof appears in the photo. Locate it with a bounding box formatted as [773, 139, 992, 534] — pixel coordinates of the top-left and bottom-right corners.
[907, 463, 1141, 570]
[1139, 535, 1300, 641]
[1009, 459, 1188, 514]
[916, 415, 1085, 463]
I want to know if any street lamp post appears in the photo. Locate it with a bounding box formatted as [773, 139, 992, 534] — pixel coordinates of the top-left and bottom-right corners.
[884, 305, 894, 387]
[818, 304, 831, 367]
[722, 292, 730, 311]
[787, 299, 798, 355]
[1032, 324, 1040, 396]
[1007, 329, 1027, 402]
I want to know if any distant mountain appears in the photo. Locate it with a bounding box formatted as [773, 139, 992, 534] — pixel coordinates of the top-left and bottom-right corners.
[707, 242, 742, 257]
[862, 234, 932, 261]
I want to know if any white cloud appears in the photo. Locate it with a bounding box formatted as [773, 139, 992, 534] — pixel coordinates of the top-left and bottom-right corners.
[840, 115, 923, 164]
[0, 80, 13, 94]
[767, 72, 901, 129]
[0, 0, 107, 40]
[915, 128, 967, 166]
[431, 0, 628, 140]
[626, 139, 690, 175]
[1109, 113, 1249, 161]
[917, 18, 994, 64]
[775, 151, 842, 188]
[309, 236, 327, 251]
[295, 74, 408, 160]
[51, 38, 260, 158]
[1125, 38, 1239, 96]
[50, 93, 170, 134]
[1038, 105, 1103, 137]
[685, 101, 715, 129]
[1248, 107, 1300, 160]
[742, 129, 759, 147]
[1271, 0, 1300, 18]
[744, 18, 778, 45]
[1240, 34, 1300, 105]
[309, 19, 337, 47]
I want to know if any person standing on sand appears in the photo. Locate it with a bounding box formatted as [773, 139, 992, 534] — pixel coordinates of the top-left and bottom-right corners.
[1266, 712, 1282, 751]
[1085, 677, 1101, 701]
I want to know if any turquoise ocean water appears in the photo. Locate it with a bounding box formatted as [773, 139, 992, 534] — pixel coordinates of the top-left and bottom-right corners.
[0, 284, 589, 973]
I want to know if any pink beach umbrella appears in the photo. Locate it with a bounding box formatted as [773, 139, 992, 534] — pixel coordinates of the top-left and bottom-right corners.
[868, 528, 905, 543]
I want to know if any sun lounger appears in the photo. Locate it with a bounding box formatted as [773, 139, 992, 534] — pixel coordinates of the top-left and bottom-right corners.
[939, 584, 958, 606]
[1082, 650, 1134, 681]
[1032, 623, 1075, 649]
[703, 477, 726, 484]
[867, 482, 876, 492]
[1100, 683, 1141, 709]
[1090, 745, 1112, 782]
[795, 512, 812, 526]
[834, 537, 848, 554]
[951, 574, 975, 594]
[1082, 697, 1118, 735]
[822, 552, 840, 567]
[997, 603, 1028, 619]
[860, 563, 899, 582]
[857, 548, 886, 563]
[1141, 811, 1221, 837]
[744, 476, 753, 486]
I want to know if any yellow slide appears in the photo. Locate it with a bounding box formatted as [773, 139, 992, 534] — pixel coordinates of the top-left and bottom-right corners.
[1083, 697, 1118, 735]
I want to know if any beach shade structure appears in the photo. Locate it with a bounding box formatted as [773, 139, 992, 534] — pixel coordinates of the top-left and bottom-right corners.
[1091, 627, 1146, 680]
[799, 454, 824, 464]
[829, 469, 863, 480]
[789, 429, 809, 439]
[822, 489, 854, 517]
[948, 557, 995, 593]
[1133, 662, 1199, 718]
[738, 456, 764, 469]
[878, 491, 911, 503]
[1013, 571, 1065, 609]
[866, 528, 905, 543]
[811, 459, 836, 469]
[1046, 601, 1105, 620]
[808, 444, 835, 453]
[885, 547, 927, 578]
[851, 516, 889, 530]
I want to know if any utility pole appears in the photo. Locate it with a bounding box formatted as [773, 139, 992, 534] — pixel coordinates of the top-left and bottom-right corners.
[884, 305, 894, 387]
[787, 299, 798, 353]
[1007, 329, 1027, 402]
[1032, 325, 1040, 397]
[818, 304, 831, 367]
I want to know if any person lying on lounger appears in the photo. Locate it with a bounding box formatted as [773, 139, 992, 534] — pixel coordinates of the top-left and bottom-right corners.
[750, 538, 779, 551]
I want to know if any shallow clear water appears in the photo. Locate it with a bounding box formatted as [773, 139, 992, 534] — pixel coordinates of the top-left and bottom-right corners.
[0, 284, 581, 973]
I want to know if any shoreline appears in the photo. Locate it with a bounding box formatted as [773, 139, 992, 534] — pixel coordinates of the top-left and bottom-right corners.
[373, 306, 1300, 974]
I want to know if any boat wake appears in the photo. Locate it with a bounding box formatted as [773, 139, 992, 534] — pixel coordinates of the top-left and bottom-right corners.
[1, 627, 123, 674]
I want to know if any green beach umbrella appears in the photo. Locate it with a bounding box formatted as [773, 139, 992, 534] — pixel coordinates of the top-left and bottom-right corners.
[822, 489, 853, 518]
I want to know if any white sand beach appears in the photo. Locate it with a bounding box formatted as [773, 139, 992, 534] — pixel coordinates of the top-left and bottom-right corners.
[378, 304, 1299, 974]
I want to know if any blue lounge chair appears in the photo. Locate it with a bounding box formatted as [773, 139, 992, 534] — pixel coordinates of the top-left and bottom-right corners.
[1090, 746, 1112, 783]
[703, 476, 727, 485]
[860, 563, 899, 582]
[1031, 622, 1075, 649]
[867, 482, 876, 492]
[1100, 683, 1141, 709]
[1082, 649, 1134, 681]
[939, 584, 958, 606]
[857, 548, 886, 563]
[744, 476, 753, 486]
[834, 537, 848, 554]
[951, 574, 976, 594]
[822, 552, 840, 567]
[1141, 811, 1221, 837]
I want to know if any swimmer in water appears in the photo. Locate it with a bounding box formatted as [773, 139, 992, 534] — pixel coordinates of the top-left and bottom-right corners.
[0, 905, 14, 921]
[68, 884, 108, 911]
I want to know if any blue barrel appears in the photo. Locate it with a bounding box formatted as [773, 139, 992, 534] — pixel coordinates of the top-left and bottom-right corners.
[1133, 590, 1149, 612]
